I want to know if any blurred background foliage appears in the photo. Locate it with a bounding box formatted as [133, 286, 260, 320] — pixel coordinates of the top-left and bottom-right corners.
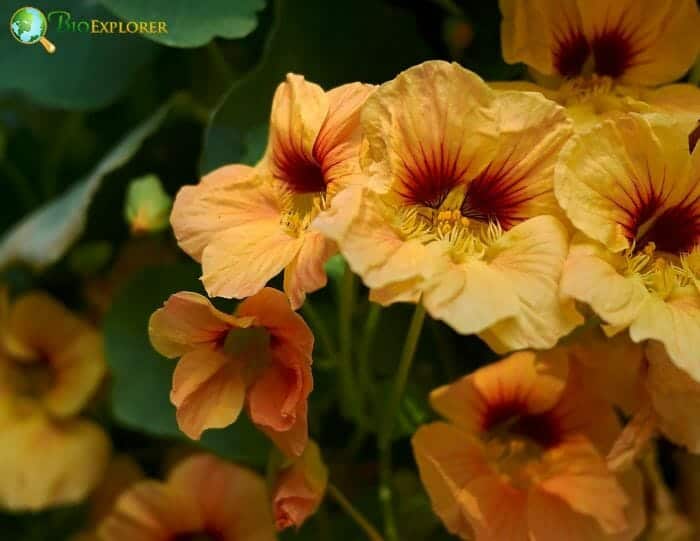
[0, 0, 518, 539]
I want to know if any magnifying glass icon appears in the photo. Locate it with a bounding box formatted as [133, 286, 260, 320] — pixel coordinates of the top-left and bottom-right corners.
[10, 7, 56, 54]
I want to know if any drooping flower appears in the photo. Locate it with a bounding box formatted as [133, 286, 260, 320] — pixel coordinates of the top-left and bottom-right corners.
[0, 290, 110, 511]
[271, 439, 328, 531]
[555, 113, 700, 380]
[315, 60, 581, 352]
[498, 0, 700, 130]
[149, 287, 313, 457]
[98, 453, 277, 541]
[171, 75, 374, 309]
[412, 351, 645, 541]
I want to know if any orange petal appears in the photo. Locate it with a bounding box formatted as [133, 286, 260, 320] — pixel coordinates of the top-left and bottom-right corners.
[266, 74, 329, 193]
[99, 481, 200, 541]
[314, 82, 374, 188]
[170, 349, 245, 440]
[538, 439, 629, 535]
[645, 340, 700, 452]
[170, 164, 258, 261]
[283, 231, 336, 310]
[200, 208, 303, 300]
[412, 422, 493, 539]
[272, 440, 328, 530]
[360, 60, 498, 203]
[168, 454, 277, 540]
[430, 351, 567, 434]
[149, 291, 247, 358]
[235, 287, 314, 355]
[461, 475, 529, 541]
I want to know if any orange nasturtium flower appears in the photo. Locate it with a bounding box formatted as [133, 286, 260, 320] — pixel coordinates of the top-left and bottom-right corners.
[315, 60, 581, 352]
[149, 287, 313, 457]
[555, 113, 700, 380]
[499, 0, 700, 129]
[171, 75, 374, 309]
[271, 439, 328, 531]
[98, 453, 277, 541]
[412, 352, 645, 541]
[0, 290, 110, 510]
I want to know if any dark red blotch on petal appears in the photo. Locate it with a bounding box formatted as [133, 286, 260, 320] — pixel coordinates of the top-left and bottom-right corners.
[482, 398, 562, 449]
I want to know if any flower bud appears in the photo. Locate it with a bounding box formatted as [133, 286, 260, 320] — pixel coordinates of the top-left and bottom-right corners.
[271, 440, 328, 530]
[124, 175, 172, 235]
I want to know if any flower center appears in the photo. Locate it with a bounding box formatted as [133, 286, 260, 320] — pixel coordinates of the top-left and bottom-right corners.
[272, 150, 327, 195]
[8, 357, 53, 399]
[223, 326, 272, 385]
[482, 398, 562, 449]
[279, 192, 327, 236]
[554, 25, 639, 79]
[481, 398, 562, 489]
[396, 192, 503, 262]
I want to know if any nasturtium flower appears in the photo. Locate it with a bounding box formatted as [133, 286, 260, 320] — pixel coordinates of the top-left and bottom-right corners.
[0, 290, 110, 511]
[149, 287, 313, 457]
[171, 75, 374, 309]
[0, 291, 106, 417]
[498, 0, 700, 130]
[0, 398, 110, 511]
[315, 60, 581, 352]
[271, 440, 328, 531]
[98, 454, 277, 541]
[556, 113, 700, 380]
[412, 351, 645, 541]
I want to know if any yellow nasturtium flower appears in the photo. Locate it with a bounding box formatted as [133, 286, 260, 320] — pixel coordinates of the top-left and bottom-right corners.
[556, 113, 700, 381]
[171, 75, 374, 309]
[0, 290, 110, 510]
[498, 0, 700, 129]
[315, 60, 581, 352]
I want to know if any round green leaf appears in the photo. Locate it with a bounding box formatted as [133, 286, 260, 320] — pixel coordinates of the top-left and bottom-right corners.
[0, 0, 158, 110]
[104, 262, 270, 466]
[100, 0, 266, 48]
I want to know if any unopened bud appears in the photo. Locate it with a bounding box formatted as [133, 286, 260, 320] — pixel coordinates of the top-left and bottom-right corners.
[124, 175, 172, 235]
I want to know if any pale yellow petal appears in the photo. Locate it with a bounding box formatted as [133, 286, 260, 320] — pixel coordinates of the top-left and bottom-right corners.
[479, 215, 582, 352]
[561, 238, 648, 328]
[630, 289, 700, 381]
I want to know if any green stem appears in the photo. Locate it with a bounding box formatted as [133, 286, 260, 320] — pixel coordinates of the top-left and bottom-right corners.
[301, 299, 338, 361]
[377, 303, 426, 541]
[338, 262, 361, 419]
[358, 303, 382, 405]
[328, 483, 384, 541]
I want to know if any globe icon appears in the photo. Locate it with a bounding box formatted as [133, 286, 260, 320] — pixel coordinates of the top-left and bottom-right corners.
[9, 6, 55, 53]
